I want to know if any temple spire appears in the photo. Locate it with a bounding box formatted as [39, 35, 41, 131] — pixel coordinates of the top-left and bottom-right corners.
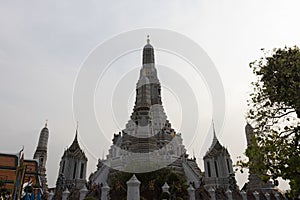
[204, 119, 224, 157]
[75, 121, 79, 141]
[127, 39, 166, 137]
[57, 122, 87, 190]
[212, 119, 217, 144]
[142, 35, 155, 64]
[69, 123, 80, 151]
[33, 122, 49, 191]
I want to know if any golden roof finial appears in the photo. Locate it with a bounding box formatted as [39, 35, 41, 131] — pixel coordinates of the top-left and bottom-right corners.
[147, 35, 150, 44]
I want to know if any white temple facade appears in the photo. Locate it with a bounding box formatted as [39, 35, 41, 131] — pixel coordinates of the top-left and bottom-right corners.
[89, 37, 202, 188]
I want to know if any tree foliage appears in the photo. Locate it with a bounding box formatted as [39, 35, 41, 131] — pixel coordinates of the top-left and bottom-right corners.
[109, 168, 188, 199]
[246, 46, 300, 197]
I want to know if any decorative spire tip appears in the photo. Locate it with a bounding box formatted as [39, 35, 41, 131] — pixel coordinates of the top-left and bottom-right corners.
[212, 119, 217, 141]
[147, 35, 150, 44]
[76, 121, 79, 131]
[45, 119, 48, 128]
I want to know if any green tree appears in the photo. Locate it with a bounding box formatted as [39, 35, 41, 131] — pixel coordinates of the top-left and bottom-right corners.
[245, 46, 300, 197]
[109, 168, 188, 199]
[84, 197, 96, 200]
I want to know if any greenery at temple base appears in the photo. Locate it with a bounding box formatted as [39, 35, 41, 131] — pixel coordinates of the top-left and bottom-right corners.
[83, 197, 96, 200]
[109, 167, 188, 200]
[85, 183, 102, 200]
[241, 46, 300, 198]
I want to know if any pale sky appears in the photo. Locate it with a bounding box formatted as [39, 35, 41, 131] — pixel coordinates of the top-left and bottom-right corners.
[1, 0, 300, 191]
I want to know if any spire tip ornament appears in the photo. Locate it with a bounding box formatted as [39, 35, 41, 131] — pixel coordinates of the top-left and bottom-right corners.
[147, 35, 150, 44]
[212, 119, 217, 142]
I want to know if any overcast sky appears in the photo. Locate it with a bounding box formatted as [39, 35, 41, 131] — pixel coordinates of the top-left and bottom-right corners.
[1, 0, 300, 191]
